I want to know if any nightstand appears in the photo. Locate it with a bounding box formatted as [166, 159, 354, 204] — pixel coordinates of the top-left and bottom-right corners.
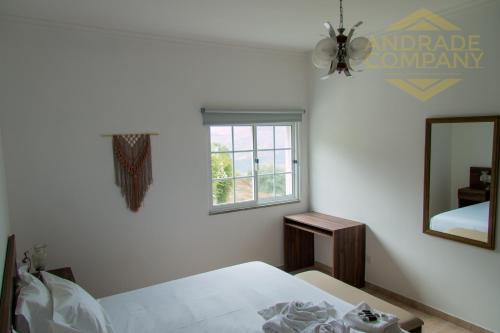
[458, 187, 489, 208]
[35, 267, 75, 283]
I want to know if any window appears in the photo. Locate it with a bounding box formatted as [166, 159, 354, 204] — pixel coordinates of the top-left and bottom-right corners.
[209, 123, 299, 213]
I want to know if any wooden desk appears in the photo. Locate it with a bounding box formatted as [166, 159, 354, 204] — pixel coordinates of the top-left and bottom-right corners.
[284, 212, 365, 288]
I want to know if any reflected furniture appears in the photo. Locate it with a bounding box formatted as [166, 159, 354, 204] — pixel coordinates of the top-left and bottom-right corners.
[284, 212, 365, 288]
[457, 167, 491, 208]
[458, 187, 489, 208]
[423, 116, 499, 249]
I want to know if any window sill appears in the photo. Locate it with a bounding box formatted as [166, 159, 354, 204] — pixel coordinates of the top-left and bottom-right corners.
[209, 199, 301, 215]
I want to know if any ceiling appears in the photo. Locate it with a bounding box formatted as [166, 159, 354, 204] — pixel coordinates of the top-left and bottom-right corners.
[0, 0, 484, 52]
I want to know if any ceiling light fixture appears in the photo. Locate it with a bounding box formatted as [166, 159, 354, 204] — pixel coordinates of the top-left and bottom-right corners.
[312, 0, 372, 79]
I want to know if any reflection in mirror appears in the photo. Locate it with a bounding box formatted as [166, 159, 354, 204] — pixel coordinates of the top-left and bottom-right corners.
[424, 117, 498, 249]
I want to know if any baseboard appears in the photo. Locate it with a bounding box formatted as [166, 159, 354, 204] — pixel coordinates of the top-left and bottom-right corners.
[313, 261, 332, 275]
[308, 262, 491, 333]
[278, 262, 332, 275]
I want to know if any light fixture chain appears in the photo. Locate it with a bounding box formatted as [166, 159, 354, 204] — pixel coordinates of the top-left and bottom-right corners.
[339, 0, 344, 29]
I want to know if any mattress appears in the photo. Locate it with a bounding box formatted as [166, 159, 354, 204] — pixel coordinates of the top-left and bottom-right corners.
[99, 262, 398, 333]
[430, 201, 489, 233]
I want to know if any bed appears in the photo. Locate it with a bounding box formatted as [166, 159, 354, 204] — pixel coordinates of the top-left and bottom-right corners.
[1, 235, 410, 333]
[429, 201, 489, 241]
[100, 261, 356, 333]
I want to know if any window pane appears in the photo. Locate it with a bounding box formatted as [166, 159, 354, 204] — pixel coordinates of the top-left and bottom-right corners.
[275, 126, 292, 149]
[257, 126, 274, 150]
[275, 173, 293, 197]
[275, 149, 293, 173]
[211, 153, 233, 179]
[285, 173, 293, 196]
[233, 126, 253, 151]
[258, 175, 274, 199]
[235, 177, 254, 202]
[209, 123, 297, 211]
[234, 152, 253, 177]
[210, 126, 232, 152]
[257, 150, 274, 175]
[212, 179, 234, 205]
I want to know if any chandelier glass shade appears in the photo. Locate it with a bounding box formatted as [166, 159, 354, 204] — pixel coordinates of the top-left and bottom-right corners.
[312, 0, 372, 78]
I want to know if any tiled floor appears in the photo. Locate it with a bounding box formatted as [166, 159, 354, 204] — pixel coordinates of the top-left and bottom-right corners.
[363, 286, 473, 333]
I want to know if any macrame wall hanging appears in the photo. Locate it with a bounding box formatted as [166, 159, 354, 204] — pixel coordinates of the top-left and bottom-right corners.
[103, 133, 157, 212]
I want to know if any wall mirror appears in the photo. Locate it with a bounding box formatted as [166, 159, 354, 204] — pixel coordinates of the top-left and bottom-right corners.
[424, 116, 499, 249]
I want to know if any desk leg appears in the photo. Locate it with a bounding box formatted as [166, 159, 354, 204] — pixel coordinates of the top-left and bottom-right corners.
[284, 223, 314, 272]
[332, 225, 365, 288]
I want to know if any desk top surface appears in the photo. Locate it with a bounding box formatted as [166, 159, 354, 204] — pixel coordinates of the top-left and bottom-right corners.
[284, 212, 363, 232]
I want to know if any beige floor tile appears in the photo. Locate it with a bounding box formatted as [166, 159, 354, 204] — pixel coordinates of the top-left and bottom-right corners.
[363, 287, 473, 333]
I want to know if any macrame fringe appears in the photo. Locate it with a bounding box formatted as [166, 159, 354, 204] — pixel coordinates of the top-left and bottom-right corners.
[112, 135, 153, 212]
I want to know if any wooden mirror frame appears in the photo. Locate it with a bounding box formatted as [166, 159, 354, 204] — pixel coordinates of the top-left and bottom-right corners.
[423, 116, 499, 250]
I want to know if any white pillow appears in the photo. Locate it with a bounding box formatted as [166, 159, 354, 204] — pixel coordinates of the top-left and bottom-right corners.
[49, 321, 85, 333]
[17, 265, 36, 286]
[15, 269, 52, 333]
[41, 272, 114, 333]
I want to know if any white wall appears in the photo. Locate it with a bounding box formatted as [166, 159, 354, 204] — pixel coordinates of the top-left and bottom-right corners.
[0, 127, 11, 286]
[0, 20, 309, 297]
[309, 2, 500, 332]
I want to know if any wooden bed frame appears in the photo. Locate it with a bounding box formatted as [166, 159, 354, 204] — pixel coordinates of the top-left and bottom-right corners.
[0, 235, 17, 333]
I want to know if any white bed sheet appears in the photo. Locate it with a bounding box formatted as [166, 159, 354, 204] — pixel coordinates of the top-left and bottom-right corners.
[430, 201, 489, 233]
[99, 262, 383, 333]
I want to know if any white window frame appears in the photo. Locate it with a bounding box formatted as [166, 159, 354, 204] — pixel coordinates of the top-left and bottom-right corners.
[208, 122, 300, 214]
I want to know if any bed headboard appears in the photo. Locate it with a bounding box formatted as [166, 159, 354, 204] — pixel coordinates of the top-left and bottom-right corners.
[0, 235, 17, 333]
[470, 167, 491, 190]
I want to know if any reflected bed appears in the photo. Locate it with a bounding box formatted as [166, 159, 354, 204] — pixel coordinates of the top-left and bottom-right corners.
[430, 201, 489, 242]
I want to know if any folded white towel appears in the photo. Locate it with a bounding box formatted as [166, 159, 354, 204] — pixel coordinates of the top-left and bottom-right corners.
[258, 301, 345, 333]
[343, 302, 400, 333]
[303, 320, 346, 333]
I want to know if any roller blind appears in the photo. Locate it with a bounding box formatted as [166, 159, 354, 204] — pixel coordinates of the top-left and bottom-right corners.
[201, 108, 305, 125]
